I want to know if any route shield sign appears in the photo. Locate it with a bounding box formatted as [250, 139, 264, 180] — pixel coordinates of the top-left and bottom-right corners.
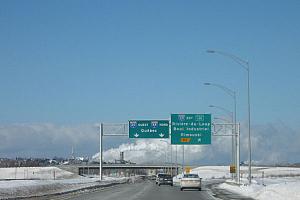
[129, 120, 169, 138]
[171, 114, 211, 145]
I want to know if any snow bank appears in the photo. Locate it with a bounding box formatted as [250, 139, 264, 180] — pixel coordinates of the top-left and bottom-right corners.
[217, 166, 300, 200]
[173, 165, 300, 200]
[220, 178, 300, 200]
[0, 167, 129, 199]
[0, 176, 129, 199]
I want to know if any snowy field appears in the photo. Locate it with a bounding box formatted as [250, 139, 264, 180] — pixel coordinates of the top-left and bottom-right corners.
[0, 167, 77, 180]
[0, 167, 129, 199]
[173, 165, 232, 184]
[189, 166, 300, 200]
[1, 166, 300, 200]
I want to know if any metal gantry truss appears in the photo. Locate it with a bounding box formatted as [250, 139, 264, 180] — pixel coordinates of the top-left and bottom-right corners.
[212, 122, 240, 184]
[98, 123, 128, 181]
[101, 123, 128, 136]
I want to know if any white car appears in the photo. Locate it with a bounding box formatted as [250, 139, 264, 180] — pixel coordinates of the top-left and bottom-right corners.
[180, 174, 202, 191]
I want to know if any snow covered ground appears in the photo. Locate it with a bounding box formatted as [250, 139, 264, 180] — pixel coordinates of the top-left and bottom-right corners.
[0, 167, 129, 199]
[0, 167, 77, 180]
[220, 178, 300, 200]
[2, 166, 300, 200]
[173, 166, 230, 184]
[189, 166, 300, 200]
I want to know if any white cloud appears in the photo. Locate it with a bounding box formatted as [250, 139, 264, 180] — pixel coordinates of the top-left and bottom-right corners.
[94, 121, 300, 165]
[0, 121, 299, 165]
[0, 123, 127, 158]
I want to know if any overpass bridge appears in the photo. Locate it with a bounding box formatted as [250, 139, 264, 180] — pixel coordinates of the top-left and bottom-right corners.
[78, 164, 181, 177]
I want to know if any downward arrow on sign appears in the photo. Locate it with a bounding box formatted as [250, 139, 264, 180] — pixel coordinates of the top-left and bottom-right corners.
[134, 133, 139, 137]
[159, 133, 164, 137]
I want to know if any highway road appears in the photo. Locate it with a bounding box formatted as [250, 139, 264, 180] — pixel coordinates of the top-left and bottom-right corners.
[30, 179, 254, 200]
[54, 180, 214, 200]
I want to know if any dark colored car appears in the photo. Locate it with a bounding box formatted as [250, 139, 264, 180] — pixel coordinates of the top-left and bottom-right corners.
[157, 174, 173, 186]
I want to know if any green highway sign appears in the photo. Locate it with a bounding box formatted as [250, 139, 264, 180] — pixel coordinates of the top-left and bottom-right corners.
[171, 114, 211, 145]
[129, 120, 169, 139]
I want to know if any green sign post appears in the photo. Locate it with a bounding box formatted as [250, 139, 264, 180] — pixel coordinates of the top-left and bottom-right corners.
[171, 114, 211, 145]
[129, 120, 169, 138]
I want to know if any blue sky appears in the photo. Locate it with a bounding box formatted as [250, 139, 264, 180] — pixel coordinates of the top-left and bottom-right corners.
[0, 1, 300, 161]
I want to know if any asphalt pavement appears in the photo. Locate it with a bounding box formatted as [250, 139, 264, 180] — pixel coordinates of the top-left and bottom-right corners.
[27, 179, 255, 200]
[39, 180, 215, 200]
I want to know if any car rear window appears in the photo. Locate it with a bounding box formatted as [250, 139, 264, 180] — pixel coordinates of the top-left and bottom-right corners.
[183, 174, 199, 178]
[158, 174, 171, 178]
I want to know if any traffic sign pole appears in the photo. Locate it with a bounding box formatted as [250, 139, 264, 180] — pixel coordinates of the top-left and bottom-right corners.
[175, 145, 178, 175]
[169, 118, 173, 176]
[182, 145, 185, 174]
[99, 123, 103, 181]
[98, 123, 128, 181]
[171, 144, 173, 176]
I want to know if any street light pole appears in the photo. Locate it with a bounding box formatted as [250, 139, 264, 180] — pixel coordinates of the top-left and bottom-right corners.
[209, 103, 235, 179]
[246, 66, 251, 184]
[209, 105, 233, 121]
[205, 83, 237, 180]
[212, 114, 240, 184]
[207, 49, 251, 184]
